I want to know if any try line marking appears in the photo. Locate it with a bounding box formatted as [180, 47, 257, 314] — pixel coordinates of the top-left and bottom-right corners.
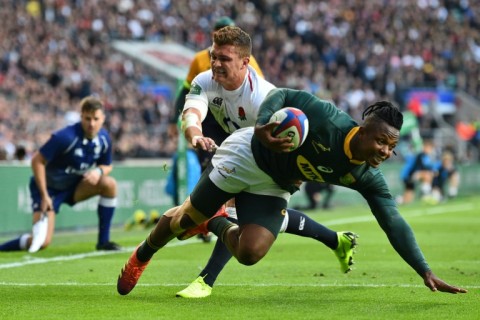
[0, 203, 473, 270]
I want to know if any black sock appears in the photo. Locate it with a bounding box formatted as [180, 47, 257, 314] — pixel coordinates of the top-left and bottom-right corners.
[207, 217, 234, 242]
[136, 237, 159, 262]
[285, 208, 338, 249]
[199, 239, 233, 287]
[199, 217, 237, 287]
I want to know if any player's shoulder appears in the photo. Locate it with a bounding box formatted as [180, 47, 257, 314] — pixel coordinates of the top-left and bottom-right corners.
[248, 55, 264, 77]
[195, 68, 214, 80]
[189, 49, 211, 70]
[249, 66, 275, 92]
[193, 48, 210, 61]
[354, 165, 390, 193]
[282, 90, 337, 114]
[43, 123, 80, 151]
[98, 127, 110, 136]
[248, 66, 267, 81]
[186, 48, 211, 83]
[52, 123, 80, 140]
[191, 69, 217, 93]
[97, 127, 112, 142]
[365, 167, 390, 191]
[366, 166, 384, 178]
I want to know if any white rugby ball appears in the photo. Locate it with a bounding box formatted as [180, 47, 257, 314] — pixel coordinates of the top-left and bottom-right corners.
[269, 107, 309, 151]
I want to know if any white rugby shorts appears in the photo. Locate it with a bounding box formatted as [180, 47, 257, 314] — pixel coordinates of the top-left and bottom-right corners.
[210, 127, 291, 202]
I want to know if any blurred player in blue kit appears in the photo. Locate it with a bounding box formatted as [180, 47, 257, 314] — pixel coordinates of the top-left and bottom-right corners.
[431, 150, 459, 202]
[0, 96, 120, 252]
[398, 139, 436, 204]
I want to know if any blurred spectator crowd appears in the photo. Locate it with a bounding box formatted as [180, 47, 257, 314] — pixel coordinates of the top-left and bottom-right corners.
[1, 0, 480, 161]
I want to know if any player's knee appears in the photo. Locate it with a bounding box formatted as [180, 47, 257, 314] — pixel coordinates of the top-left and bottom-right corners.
[237, 242, 267, 266]
[237, 250, 264, 266]
[100, 176, 117, 194]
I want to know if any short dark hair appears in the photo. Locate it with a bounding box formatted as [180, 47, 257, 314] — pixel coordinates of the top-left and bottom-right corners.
[80, 96, 104, 113]
[213, 26, 252, 58]
[362, 101, 403, 130]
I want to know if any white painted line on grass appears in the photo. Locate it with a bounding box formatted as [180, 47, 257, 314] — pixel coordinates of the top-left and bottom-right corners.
[0, 282, 478, 289]
[0, 203, 473, 270]
[323, 203, 473, 226]
[0, 238, 198, 270]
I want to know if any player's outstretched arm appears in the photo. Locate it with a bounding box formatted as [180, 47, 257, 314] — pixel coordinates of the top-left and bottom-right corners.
[422, 270, 467, 294]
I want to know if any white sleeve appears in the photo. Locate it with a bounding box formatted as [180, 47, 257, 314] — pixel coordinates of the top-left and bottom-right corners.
[184, 97, 208, 121]
[183, 72, 210, 121]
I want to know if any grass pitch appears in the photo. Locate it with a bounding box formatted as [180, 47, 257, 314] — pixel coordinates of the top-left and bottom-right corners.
[0, 196, 478, 319]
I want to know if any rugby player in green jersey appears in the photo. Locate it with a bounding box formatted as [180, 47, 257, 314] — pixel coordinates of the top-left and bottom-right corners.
[118, 88, 467, 295]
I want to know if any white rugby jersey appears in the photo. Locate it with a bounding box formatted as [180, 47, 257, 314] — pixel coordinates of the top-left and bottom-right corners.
[184, 66, 276, 133]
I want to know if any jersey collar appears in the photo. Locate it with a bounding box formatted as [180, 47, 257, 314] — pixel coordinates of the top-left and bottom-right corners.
[82, 136, 100, 145]
[344, 126, 365, 165]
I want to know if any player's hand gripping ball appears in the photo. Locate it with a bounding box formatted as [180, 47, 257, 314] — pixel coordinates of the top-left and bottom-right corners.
[269, 107, 309, 151]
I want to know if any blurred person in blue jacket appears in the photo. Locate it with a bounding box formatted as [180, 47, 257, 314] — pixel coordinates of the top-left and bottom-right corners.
[165, 146, 202, 206]
[398, 139, 436, 204]
[0, 97, 120, 252]
[431, 151, 459, 202]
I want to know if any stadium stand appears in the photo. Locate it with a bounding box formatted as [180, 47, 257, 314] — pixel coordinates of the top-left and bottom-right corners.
[1, 0, 479, 161]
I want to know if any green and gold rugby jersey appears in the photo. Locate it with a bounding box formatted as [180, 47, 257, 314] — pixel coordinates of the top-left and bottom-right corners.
[253, 88, 380, 194]
[253, 88, 430, 276]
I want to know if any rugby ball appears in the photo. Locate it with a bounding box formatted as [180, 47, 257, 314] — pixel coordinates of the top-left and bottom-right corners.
[269, 107, 309, 151]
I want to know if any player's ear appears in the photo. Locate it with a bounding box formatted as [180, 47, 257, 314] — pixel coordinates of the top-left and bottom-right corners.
[242, 56, 250, 68]
[357, 125, 367, 139]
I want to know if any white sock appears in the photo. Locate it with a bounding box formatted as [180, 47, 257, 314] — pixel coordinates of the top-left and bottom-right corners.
[421, 183, 432, 195]
[225, 207, 237, 220]
[448, 186, 458, 197]
[19, 233, 30, 250]
[279, 212, 289, 233]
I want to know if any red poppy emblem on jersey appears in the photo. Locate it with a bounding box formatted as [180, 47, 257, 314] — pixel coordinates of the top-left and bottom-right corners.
[238, 107, 246, 121]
